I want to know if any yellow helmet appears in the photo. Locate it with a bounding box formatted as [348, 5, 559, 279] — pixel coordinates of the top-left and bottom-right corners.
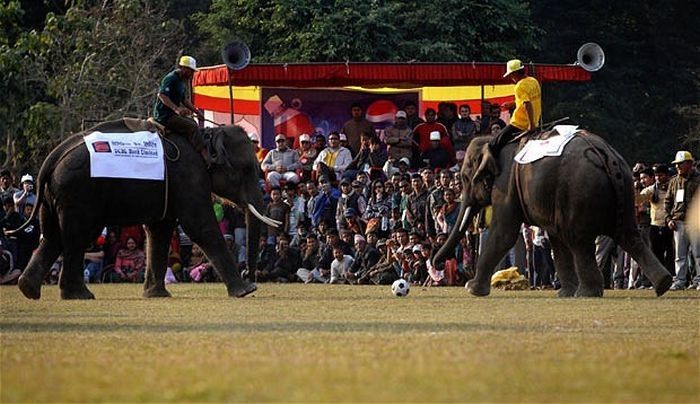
[671, 151, 694, 164]
[178, 55, 197, 70]
[503, 59, 524, 77]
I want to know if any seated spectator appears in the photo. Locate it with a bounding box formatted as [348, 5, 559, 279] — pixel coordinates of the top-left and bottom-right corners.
[256, 236, 301, 283]
[313, 132, 352, 182]
[289, 221, 309, 249]
[103, 228, 122, 267]
[112, 236, 145, 283]
[261, 134, 301, 188]
[0, 237, 18, 284]
[343, 208, 365, 237]
[13, 174, 37, 214]
[297, 133, 318, 181]
[313, 134, 326, 154]
[348, 234, 380, 282]
[296, 234, 323, 283]
[119, 225, 146, 249]
[249, 133, 268, 164]
[435, 188, 460, 234]
[187, 243, 212, 282]
[420, 131, 453, 169]
[330, 246, 355, 284]
[384, 111, 414, 162]
[83, 241, 104, 283]
[284, 182, 305, 239]
[383, 156, 412, 179]
[336, 178, 367, 231]
[318, 228, 354, 276]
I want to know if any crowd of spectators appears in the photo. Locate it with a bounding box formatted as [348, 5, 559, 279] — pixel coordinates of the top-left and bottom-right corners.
[0, 101, 697, 291]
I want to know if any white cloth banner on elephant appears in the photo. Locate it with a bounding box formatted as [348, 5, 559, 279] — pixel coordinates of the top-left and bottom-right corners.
[514, 125, 580, 164]
[84, 131, 165, 180]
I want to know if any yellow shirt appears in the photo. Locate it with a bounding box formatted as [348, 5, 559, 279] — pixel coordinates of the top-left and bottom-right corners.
[510, 76, 541, 130]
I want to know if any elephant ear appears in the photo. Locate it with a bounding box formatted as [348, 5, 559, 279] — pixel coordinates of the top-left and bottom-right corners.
[471, 143, 499, 187]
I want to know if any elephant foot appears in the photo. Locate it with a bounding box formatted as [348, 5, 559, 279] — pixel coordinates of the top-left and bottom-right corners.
[228, 281, 257, 298]
[557, 286, 577, 298]
[654, 274, 673, 297]
[60, 286, 96, 300]
[574, 286, 603, 298]
[465, 279, 491, 297]
[143, 287, 172, 298]
[18, 274, 42, 300]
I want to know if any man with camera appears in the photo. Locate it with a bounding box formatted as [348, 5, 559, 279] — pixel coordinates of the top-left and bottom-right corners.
[13, 174, 36, 214]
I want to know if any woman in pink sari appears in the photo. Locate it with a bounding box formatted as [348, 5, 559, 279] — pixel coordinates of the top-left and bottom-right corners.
[113, 236, 146, 282]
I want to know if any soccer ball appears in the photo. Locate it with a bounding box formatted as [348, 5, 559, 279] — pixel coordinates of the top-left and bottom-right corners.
[391, 279, 410, 297]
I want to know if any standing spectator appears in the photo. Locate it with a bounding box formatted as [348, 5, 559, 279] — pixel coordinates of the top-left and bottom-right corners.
[452, 104, 478, 153]
[427, 170, 453, 237]
[384, 111, 414, 163]
[0, 170, 19, 217]
[479, 101, 493, 134]
[404, 101, 424, 129]
[13, 174, 36, 214]
[341, 103, 375, 155]
[435, 188, 460, 234]
[305, 181, 320, 224]
[297, 133, 318, 181]
[0, 197, 22, 270]
[490, 104, 507, 131]
[413, 108, 454, 156]
[112, 236, 145, 283]
[311, 176, 340, 228]
[640, 164, 674, 274]
[347, 135, 387, 180]
[363, 179, 393, 238]
[437, 102, 458, 135]
[405, 174, 429, 233]
[313, 132, 353, 182]
[284, 182, 306, 239]
[420, 131, 453, 169]
[265, 187, 290, 245]
[14, 203, 40, 272]
[336, 178, 367, 231]
[664, 151, 700, 290]
[261, 134, 301, 188]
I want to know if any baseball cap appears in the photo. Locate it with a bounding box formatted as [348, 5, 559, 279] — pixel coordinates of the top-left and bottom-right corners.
[430, 131, 441, 141]
[339, 178, 351, 185]
[398, 157, 410, 166]
[395, 111, 407, 119]
[412, 244, 422, 253]
[178, 55, 197, 70]
[671, 151, 694, 164]
[275, 134, 287, 142]
[20, 174, 34, 183]
[354, 234, 366, 244]
[299, 133, 311, 143]
[503, 59, 524, 77]
[339, 133, 348, 141]
[248, 133, 259, 142]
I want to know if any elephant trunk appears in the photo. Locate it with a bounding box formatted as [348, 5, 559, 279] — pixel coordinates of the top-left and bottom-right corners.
[432, 188, 475, 267]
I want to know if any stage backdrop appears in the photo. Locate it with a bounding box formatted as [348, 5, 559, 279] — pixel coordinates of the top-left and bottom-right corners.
[193, 84, 516, 148]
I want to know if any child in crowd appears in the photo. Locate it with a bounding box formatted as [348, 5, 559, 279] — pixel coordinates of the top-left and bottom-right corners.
[187, 244, 212, 282]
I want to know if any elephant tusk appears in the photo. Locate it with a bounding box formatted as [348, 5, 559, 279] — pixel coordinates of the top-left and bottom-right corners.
[247, 203, 282, 227]
[458, 206, 472, 233]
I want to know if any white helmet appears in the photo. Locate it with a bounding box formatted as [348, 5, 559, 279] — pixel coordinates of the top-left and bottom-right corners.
[20, 174, 34, 183]
[178, 55, 197, 70]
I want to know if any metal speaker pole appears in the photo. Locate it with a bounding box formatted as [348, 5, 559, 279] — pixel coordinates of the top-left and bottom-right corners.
[221, 41, 251, 124]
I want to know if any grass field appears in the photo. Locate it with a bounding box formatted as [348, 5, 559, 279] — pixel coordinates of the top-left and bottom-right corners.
[1, 283, 699, 402]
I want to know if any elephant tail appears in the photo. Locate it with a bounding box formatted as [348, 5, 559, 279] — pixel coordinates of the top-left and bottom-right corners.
[7, 134, 85, 235]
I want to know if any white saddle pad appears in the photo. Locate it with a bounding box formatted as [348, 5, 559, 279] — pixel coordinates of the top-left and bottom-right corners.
[84, 131, 165, 180]
[513, 125, 579, 164]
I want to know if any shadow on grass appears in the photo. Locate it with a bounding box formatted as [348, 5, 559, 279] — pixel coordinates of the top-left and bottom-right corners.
[0, 320, 547, 334]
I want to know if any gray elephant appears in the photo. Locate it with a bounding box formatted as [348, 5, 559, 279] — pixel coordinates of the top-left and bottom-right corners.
[433, 132, 673, 297]
[17, 118, 280, 299]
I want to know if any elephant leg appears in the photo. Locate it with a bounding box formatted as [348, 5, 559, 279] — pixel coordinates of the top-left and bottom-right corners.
[466, 219, 521, 297]
[181, 216, 257, 298]
[571, 242, 604, 297]
[18, 205, 62, 299]
[143, 222, 175, 298]
[59, 218, 99, 300]
[548, 237, 578, 297]
[617, 229, 673, 296]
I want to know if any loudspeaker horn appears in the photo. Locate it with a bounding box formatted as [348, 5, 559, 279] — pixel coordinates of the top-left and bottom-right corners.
[576, 42, 605, 72]
[222, 41, 251, 71]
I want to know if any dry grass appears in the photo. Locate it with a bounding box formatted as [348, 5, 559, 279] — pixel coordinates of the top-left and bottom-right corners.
[1, 283, 699, 402]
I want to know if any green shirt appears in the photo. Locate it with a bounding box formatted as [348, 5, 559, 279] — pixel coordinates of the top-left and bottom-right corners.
[153, 70, 186, 123]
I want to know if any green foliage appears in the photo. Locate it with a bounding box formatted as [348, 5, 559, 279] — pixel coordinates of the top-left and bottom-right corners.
[193, 0, 539, 65]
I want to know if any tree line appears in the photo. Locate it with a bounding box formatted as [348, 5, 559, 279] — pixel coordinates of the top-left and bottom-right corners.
[1, 0, 698, 174]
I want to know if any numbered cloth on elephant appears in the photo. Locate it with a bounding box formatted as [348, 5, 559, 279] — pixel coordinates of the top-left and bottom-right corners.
[84, 131, 165, 180]
[513, 125, 580, 164]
